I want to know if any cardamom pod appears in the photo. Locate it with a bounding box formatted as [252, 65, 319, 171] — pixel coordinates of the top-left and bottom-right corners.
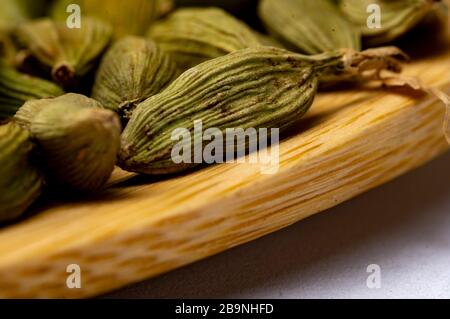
[147, 7, 262, 72]
[92, 36, 177, 122]
[0, 122, 44, 223]
[0, 62, 64, 120]
[258, 0, 361, 54]
[14, 18, 112, 88]
[339, 0, 444, 46]
[51, 0, 174, 38]
[15, 94, 121, 192]
[119, 46, 408, 175]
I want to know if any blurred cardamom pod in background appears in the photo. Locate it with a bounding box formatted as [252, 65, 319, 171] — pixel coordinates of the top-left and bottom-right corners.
[14, 18, 113, 88]
[15, 94, 121, 192]
[92, 36, 177, 122]
[339, 0, 445, 46]
[174, 0, 260, 27]
[258, 0, 361, 54]
[0, 122, 44, 223]
[0, 62, 64, 120]
[51, 0, 174, 38]
[0, 0, 51, 65]
[147, 7, 262, 72]
[0, 1, 28, 31]
[0, 0, 49, 30]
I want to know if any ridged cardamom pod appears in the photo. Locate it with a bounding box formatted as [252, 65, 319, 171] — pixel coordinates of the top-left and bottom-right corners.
[51, 0, 174, 38]
[0, 122, 44, 223]
[14, 18, 112, 88]
[258, 0, 361, 54]
[147, 7, 262, 72]
[119, 46, 408, 174]
[92, 36, 177, 122]
[15, 94, 121, 192]
[339, 0, 444, 46]
[0, 62, 64, 120]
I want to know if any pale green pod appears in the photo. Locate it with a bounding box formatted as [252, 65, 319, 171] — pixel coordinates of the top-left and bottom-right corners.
[258, 0, 361, 54]
[0, 62, 64, 120]
[0, 122, 44, 223]
[15, 94, 121, 192]
[14, 18, 113, 87]
[119, 46, 408, 175]
[339, 0, 444, 46]
[148, 7, 262, 72]
[92, 36, 177, 122]
[51, 0, 174, 38]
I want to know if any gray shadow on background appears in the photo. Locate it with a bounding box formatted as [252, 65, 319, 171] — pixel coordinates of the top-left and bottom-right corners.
[104, 152, 450, 299]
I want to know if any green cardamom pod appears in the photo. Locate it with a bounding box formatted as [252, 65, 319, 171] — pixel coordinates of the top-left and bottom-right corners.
[0, 122, 44, 223]
[0, 62, 64, 120]
[119, 46, 408, 175]
[92, 36, 177, 122]
[14, 18, 113, 88]
[15, 94, 121, 192]
[51, 0, 174, 38]
[147, 7, 262, 72]
[339, 0, 444, 46]
[258, 0, 361, 55]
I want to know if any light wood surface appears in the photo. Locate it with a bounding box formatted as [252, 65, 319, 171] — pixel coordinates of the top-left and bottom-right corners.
[0, 44, 449, 298]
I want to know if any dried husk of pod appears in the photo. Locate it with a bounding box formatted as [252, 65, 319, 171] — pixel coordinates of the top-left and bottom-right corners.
[15, 94, 121, 192]
[0, 122, 44, 223]
[51, 0, 174, 38]
[0, 62, 64, 120]
[92, 36, 177, 122]
[258, 0, 361, 54]
[147, 7, 262, 72]
[14, 18, 113, 88]
[119, 46, 410, 175]
[339, 0, 445, 46]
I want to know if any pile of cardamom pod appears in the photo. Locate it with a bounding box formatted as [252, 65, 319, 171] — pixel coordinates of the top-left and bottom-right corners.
[0, 0, 449, 223]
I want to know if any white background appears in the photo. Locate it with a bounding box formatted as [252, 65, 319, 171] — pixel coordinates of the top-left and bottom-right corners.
[105, 152, 450, 299]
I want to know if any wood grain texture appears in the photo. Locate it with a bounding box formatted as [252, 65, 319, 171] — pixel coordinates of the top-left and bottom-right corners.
[0, 45, 449, 298]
